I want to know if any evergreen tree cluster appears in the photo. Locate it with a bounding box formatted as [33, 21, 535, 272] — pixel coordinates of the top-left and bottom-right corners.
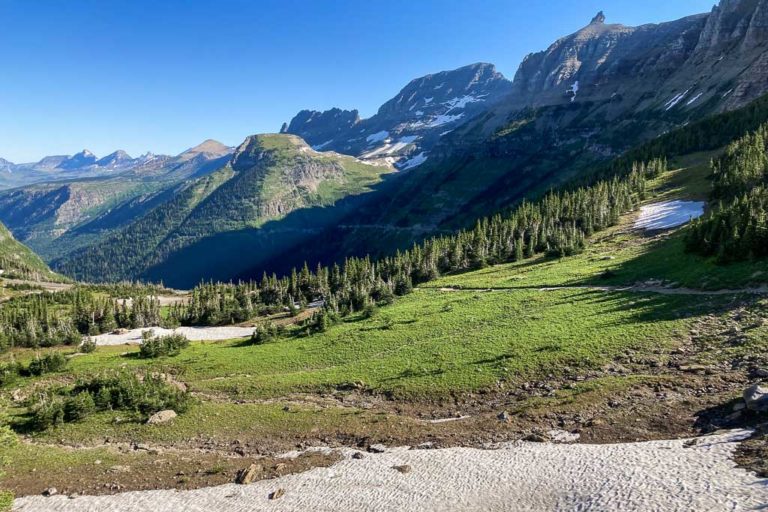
[174, 163, 656, 324]
[685, 124, 768, 262]
[0, 287, 162, 350]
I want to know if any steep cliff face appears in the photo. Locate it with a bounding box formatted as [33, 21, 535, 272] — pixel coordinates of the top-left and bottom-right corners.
[467, 0, 768, 141]
[285, 63, 513, 170]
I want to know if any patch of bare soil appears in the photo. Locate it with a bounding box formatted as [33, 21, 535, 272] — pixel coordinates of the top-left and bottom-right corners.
[4, 449, 340, 499]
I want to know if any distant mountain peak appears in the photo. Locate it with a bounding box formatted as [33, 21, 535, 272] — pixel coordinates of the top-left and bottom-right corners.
[176, 139, 232, 162]
[591, 11, 606, 24]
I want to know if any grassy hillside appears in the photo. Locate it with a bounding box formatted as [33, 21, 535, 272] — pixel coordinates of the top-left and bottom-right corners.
[2, 144, 768, 495]
[0, 222, 59, 282]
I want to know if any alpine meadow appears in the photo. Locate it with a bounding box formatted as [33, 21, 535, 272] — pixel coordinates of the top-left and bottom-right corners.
[2, 2, 768, 511]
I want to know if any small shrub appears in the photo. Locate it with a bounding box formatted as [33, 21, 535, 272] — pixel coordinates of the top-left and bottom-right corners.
[80, 337, 97, 354]
[30, 395, 65, 430]
[27, 352, 68, 376]
[362, 303, 378, 319]
[250, 323, 281, 345]
[63, 392, 96, 422]
[74, 370, 192, 416]
[0, 363, 21, 388]
[139, 332, 190, 359]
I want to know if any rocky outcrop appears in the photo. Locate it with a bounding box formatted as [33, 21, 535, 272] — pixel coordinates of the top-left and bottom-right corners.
[285, 63, 513, 170]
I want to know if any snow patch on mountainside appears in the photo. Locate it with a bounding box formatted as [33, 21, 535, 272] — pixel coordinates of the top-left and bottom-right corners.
[366, 131, 390, 144]
[399, 152, 428, 170]
[634, 200, 705, 230]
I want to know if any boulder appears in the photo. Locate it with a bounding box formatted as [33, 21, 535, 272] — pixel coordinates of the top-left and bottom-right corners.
[744, 384, 768, 412]
[368, 444, 386, 453]
[146, 410, 177, 425]
[392, 465, 412, 474]
[42, 488, 58, 497]
[269, 488, 286, 500]
[235, 463, 263, 485]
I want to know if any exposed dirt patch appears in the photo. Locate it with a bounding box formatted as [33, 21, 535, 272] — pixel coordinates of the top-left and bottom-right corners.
[4, 448, 340, 498]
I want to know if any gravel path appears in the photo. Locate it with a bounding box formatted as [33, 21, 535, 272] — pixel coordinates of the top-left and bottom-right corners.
[13, 430, 767, 512]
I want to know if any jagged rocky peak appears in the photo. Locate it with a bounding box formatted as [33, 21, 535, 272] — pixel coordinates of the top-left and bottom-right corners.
[376, 62, 512, 119]
[58, 149, 98, 170]
[96, 150, 133, 168]
[284, 108, 360, 148]
[284, 63, 513, 169]
[591, 11, 606, 24]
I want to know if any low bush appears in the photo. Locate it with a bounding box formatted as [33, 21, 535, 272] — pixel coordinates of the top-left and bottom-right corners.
[80, 337, 97, 354]
[63, 391, 96, 422]
[139, 331, 190, 359]
[26, 352, 68, 376]
[26, 370, 193, 431]
[250, 322, 284, 345]
[74, 371, 192, 416]
[0, 362, 21, 388]
[30, 395, 65, 430]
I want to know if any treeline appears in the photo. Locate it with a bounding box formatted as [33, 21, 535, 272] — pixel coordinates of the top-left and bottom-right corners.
[685, 123, 768, 262]
[603, 92, 768, 177]
[0, 287, 163, 350]
[172, 161, 659, 324]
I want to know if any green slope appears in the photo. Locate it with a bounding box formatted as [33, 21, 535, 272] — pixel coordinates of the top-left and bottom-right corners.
[55, 134, 393, 286]
[0, 222, 58, 282]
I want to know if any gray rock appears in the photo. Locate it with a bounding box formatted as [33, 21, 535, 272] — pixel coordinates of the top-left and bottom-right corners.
[42, 488, 58, 497]
[368, 444, 387, 453]
[743, 383, 768, 412]
[392, 465, 412, 474]
[146, 410, 177, 425]
[351, 452, 365, 459]
[497, 411, 510, 422]
[235, 463, 263, 485]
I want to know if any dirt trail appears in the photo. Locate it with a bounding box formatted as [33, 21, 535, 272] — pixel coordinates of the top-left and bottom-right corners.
[1, 278, 73, 292]
[430, 284, 768, 296]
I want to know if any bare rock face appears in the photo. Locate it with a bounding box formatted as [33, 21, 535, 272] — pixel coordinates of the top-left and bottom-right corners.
[235, 463, 263, 485]
[146, 409, 177, 424]
[744, 383, 768, 412]
[284, 63, 513, 169]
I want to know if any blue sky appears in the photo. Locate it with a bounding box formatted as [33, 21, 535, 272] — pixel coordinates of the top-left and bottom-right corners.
[0, 0, 715, 162]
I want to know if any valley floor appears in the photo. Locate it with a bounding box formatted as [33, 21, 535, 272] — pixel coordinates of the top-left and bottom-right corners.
[3, 156, 768, 510]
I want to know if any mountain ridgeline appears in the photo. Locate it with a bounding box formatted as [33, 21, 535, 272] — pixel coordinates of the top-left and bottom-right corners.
[54, 135, 393, 286]
[2, 0, 768, 288]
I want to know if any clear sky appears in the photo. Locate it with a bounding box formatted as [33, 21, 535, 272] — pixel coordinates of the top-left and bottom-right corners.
[0, 0, 716, 162]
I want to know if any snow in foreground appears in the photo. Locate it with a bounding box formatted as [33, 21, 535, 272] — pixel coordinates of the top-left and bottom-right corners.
[634, 200, 705, 230]
[90, 326, 255, 346]
[14, 430, 767, 512]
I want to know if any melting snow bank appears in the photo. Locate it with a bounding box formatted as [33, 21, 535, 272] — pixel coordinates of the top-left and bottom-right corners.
[90, 326, 255, 346]
[634, 200, 705, 230]
[14, 430, 768, 512]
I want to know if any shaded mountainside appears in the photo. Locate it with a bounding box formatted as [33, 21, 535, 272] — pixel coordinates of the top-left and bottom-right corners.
[54, 135, 394, 287]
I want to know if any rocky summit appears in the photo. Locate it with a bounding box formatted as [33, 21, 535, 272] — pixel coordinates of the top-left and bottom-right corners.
[285, 63, 513, 170]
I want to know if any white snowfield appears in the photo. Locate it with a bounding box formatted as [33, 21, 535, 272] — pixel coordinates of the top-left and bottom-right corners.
[634, 200, 705, 230]
[14, 430, 768, 512]
[90, 326, 255, 346]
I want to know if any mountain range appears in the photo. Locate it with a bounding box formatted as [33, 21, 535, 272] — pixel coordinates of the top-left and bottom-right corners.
[3, 0, 768, 287]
